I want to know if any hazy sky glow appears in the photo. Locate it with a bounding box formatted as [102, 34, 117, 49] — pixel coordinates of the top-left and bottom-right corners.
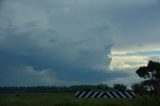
[0, 0, 160, 87]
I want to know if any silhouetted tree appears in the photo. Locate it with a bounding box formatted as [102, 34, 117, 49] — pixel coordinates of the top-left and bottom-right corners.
[136, 60, 160, 96]
[131, 83, 148, 96]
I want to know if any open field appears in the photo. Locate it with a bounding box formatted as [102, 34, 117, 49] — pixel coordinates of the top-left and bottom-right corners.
[0, 93, 160, 106]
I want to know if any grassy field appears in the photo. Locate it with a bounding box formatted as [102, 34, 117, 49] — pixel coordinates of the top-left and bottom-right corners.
[0, 93, 160, 106]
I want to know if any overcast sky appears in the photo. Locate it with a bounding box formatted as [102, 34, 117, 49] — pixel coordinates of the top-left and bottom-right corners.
[0, 0, 160, 87]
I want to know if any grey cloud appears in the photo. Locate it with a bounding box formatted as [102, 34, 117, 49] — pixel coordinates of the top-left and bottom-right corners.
[0, 65, 61, 86]
[104, 68, 144, 88]
[108, 0, 160, 50]
[0, 0, 3, 7]
[0, 64, 129, 86]
[60, 68, 129, 85]
[158, 0, 160, 5]
[0, 0, 157, 86]
[0, 0, 115, 86]
[72, 38, 93, 45]
[112, 50, 160, 57]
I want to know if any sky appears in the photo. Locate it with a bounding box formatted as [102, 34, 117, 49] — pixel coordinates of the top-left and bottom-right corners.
[0, 0, 160, 87]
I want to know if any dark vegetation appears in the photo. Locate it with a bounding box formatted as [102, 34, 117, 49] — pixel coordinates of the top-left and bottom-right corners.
[0, 93, 160, 106]
[0, 84, 127, 94]
[132, 60, 160, 97]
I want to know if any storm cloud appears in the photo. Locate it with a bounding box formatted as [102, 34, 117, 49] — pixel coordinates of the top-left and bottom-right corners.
[0, 0, 116, 86]
[0, 0, 160, 86]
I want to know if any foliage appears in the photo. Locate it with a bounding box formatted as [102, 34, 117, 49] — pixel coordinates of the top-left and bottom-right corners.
[136, 60, 160, 80]
[113, 84, 127, 91]
[136, 60, 160, 96]
[131, 83, 148, 95]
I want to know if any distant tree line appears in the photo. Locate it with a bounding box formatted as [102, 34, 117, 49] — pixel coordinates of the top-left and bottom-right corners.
[0, 84, 128, 94]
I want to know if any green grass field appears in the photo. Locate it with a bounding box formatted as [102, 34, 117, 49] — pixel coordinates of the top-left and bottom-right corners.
[0, 93, 160, 106]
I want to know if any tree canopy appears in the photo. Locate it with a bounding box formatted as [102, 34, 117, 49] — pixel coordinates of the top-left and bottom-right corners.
[136, 60, 160, 80]
[136, 60, 160, 96]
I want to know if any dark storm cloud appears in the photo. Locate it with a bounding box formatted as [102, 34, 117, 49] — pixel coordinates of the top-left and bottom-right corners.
[59, 68, 129, 85]
[0, 0, 159, 86]
[158, 0, 160, 4]
[72, 38, 93, 45]
[0, 0, 3, 5]
[0, 64, 129, 86]
[0, 0, 115, 86]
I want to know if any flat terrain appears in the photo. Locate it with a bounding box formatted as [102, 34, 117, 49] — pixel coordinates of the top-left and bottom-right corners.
[0, 93, 160, 106]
